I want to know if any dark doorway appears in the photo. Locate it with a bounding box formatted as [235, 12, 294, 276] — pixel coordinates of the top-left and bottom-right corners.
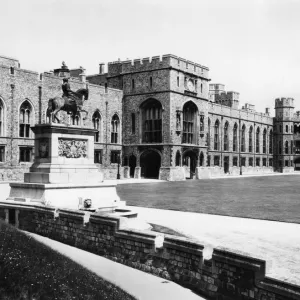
[224, 156, 229, 173]
[140, 151, 161, 179]
[183, 151, 197, 179]
[9, 209, 16, 225]
[294, 157, 300, 170]
[200, 152, 204, 167]
[129, 155, 136, 178]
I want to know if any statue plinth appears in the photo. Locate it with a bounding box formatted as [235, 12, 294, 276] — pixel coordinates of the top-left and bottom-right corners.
[6, 124, 121, 211]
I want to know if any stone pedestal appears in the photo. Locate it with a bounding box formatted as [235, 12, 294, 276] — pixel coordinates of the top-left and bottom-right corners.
[6, 124, 120, 210]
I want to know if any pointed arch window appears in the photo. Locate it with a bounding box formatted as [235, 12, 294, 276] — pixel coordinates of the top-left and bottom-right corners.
[111, 114, 120, 144]
[207, 118, 211, 150]
[256, 127, 260, 153]
[269, 130, 273, 154]
[233, 123, 238, 152]
[263, 129, 267, 154]
[285, 141, 289, 154]
[214, 120, 220, 150]
[0, 99, 4, 136]
[249, 126, 253, 153]
[182, 101, 197, 144]
[142, 99, 162, 143]
[241, 125, 246, 152]
[92, 111, 101, 142]
[175, 151, 181, 166]
[224, 122, 229, 151]
[19, 101, 32, 138]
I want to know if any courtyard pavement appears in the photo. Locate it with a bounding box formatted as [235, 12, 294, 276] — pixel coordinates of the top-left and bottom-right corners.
[127, 206, 300, 286]
[27, 231, 205, 300]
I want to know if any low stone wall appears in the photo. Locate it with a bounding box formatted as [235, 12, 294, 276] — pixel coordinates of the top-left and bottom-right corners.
[0, 166, 30, 181]
[1, 202, 299, 300]
[159, 167, 186, 181]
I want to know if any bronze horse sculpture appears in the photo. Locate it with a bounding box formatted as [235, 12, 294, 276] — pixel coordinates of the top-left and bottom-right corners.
[46, 88, 89, 123]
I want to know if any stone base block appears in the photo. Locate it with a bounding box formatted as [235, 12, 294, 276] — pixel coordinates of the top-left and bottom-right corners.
[159, 167, 186, 181]
[7, 182, 120, 210]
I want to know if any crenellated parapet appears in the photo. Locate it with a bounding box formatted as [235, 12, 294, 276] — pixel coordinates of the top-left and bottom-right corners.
[275, 97, 294, 108]
[108, 54, 209, 79]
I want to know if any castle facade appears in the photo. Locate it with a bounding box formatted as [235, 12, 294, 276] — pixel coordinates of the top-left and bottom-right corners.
[0, 54, 298, 181]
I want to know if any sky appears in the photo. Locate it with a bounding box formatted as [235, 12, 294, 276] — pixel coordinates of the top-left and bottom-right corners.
[0, 0, 299, 114]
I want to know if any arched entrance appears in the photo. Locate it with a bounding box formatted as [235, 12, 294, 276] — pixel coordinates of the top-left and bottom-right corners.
[140, 150, 161, 179]
[183, 151, 197, 179]
[294, 157, 300, 170]
[129, 155, 136, 178]
[224, 156, 229, 173]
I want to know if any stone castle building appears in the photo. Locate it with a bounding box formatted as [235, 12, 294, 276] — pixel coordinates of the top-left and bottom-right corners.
[0, 54, 299, 181]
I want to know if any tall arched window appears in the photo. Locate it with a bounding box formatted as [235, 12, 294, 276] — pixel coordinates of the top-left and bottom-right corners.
[19, 100, 32, 138]
[0, 99, 4, 136]
[175, 151, 181, 166]
[111, 114, 120, 143]
[269, 130, 273, 154]
[263, 129, 267, 154]
[214, 120, 220, 150]
[291, 140, 294, 154]
[256, 127, 260, 153]
[224, 122, 229, 151]
[249, 126, 253, 153]
[92, 111, 101, 142]
[241, 125, 246, 152]
[208, 118, 211, 150]
[182, 101, 197, 144]
[141, 99, 162, 143]
[233, 123, 238, 152]
[285, 141, 289, 154]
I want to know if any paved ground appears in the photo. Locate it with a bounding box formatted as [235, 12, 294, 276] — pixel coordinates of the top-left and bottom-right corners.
[117, 174, 300, 223]
[127, 206, 300, 286]
[27, 232, 205, 300]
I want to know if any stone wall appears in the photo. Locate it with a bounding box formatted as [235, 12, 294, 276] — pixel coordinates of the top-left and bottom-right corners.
[1, 202, 299, 300]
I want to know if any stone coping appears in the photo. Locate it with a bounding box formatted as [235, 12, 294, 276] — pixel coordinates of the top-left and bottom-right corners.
[9, 182, 116, 189]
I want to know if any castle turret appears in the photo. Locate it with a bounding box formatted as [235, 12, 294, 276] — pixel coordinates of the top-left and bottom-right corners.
[274, 97, 294, 172]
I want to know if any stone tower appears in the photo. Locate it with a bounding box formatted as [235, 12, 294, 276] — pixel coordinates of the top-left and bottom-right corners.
[274, 97, 294, 172]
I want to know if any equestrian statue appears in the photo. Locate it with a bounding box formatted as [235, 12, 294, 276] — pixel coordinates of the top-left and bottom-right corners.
[47, 78, 89, 123]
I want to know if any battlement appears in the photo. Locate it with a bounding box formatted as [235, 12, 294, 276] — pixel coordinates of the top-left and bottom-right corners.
[0, 54, 20, 68]
[275, 97, 294, 108]
[107, 54, 209, 79]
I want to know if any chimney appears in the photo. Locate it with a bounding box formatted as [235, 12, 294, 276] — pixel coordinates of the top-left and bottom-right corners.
[99, 63, 105, 74]
[265, 107, 270, 116]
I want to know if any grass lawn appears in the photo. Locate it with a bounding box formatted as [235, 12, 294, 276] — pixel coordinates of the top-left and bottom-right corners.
[117, 175, 300, 223]
[0, 220, 136, 300]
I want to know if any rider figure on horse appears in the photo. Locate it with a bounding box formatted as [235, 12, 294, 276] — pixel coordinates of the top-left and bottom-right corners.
[62, 78, 83, 113]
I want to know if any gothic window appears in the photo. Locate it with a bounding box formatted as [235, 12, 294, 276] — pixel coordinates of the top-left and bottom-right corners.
[285, 141, 289, 154]
[214, 155, 220, 166]
[224, 122, 229, 151]
[110, 151, 120, 164]
[149, 77, 153, 88]
[0, 100, 4, 136]
[256, 127, 260, 153]
[175, 151, 181, 166]
[291, 140, 294, 154]
[177, 76, 179, 87]
[200, 114, 204, 132]
[92, 111, 101, 142]
[207, 118, 211, 149]
[269, 130, 273, 154]
[201, 83, 203, 93]
[291, 125, 293, 133]
[233, 157, 238, 166]
[19, 147, 32, 162]
[249, 157, 253, 166]
[233, 123, 238, 152]
[131, 113, 136, 134]
[249, 126, 253, 153]
[94, 149, 103, 164]
[279, 142, 282, 154]
[263, 158, 267, 166]
[241, 125, 246, 152]
[256, 157, 260, 167]
[269, 158, 273, 167]
[141, 99, 162, 143]
[263, 129, 267, 154]
[200, 152, 204, 166]
[19, 101, 32, 138]
[241, 157, 246, 166]
[286, 125, 289, 133]
[0, 146, 4, 162]
[111, 114, 120, 144]
[132, 79, 135, 90]
[214, 120, 220, 150]
[182, 101, 197, 144]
